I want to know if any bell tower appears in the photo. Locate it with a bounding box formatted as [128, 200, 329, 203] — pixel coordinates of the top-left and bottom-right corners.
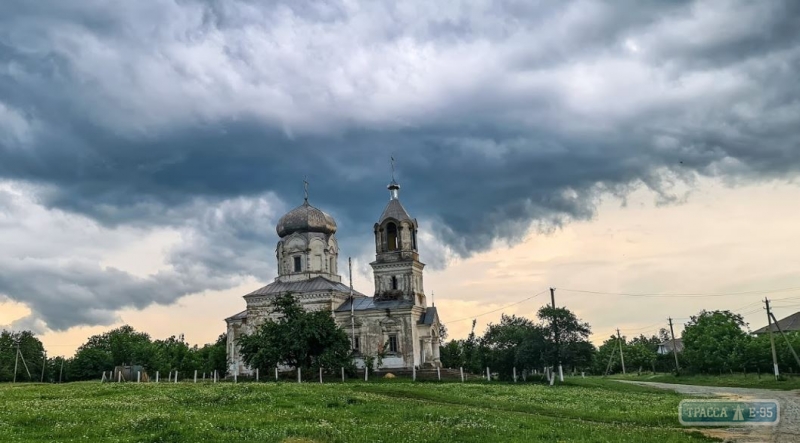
[370, 165, 426, 307]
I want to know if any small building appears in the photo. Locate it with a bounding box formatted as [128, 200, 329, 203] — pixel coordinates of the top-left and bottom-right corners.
[752, 311, 800, 336]
[657, 338, 683, 355]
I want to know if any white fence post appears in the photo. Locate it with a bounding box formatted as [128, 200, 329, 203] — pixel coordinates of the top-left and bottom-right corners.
[156, 371, 159, 383]
[275, 367, 278, 382]
[319, 367, 323, 384]
[364, 367, 368, 381]
[412, 365, 416, 381]
[175, 371, 178, 383]
[118, 371, 122, 383]
[137, 371, 141, 383]
[460, 367, 464, 382]
[559, 365, 564, 382]
[194, 370, 197, 383]
[297, 367, 301, 383]
[437, 367, 441, 381]
[234, 371, 237, 383]
[256, 368, 259, 382]
[486, 367, 490, 381]
[341, 367, 345, 382]
[513, 367, 517, 383]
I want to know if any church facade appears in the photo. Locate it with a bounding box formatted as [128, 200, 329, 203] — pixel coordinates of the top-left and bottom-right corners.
[224, 178, 442, 375]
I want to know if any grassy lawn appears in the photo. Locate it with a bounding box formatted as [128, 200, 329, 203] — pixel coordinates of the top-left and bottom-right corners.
[0, 380, 716, 443]
[606, 372, 800, 390]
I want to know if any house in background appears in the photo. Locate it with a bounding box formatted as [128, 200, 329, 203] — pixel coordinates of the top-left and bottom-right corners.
[657, 338, 683, 355]
[752, 311, 800, 336]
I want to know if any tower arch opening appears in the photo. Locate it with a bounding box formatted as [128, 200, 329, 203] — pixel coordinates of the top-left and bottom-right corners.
[386, 222, 398, 251]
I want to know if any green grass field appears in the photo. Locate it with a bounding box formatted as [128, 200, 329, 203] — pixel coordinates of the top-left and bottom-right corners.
[607, 373, 800, 390]
[0, 379, 716, 442]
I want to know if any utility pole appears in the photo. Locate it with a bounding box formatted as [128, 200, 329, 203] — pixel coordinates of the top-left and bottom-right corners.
[349, 257, 355, 352]
[550, 288, 563, 381]
[41, 351, 47, 383]
[765, 298, 780, 380]
[616, 329, 626, 375]
[13, 340, 19, 383]
[668, 317, 680, 372]
[769, 311, 800, 368]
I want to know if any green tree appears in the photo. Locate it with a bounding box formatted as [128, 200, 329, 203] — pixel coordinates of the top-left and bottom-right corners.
[482, 314, 547, 380]
[237, 293, 354, 376]
[592, 335, 622, 374]
[538, 306, 593, 371]
[0, 330, 46, 382]
[68, 325, 154, 380]
[682, 310, 750, 374]
[195, 333, 228, 375]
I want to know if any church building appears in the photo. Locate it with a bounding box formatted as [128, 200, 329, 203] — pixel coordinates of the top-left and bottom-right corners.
[224, 177, 442, 375]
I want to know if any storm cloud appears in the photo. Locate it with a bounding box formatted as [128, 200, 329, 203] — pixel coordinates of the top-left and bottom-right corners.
[1, 0, 799, 331]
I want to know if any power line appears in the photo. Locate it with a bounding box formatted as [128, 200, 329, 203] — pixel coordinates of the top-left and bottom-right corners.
[445, 289, 549, 324]
[558, 286, 800, 298]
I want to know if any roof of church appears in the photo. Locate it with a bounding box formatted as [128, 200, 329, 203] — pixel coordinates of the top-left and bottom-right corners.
[379, 199, 413, 223]
[335, 297, 414, 312]
[225, 310, 248, 322]
[419, 307, 438, 325]
[246, 276, 367, 297]
[276, 200, 337, 237]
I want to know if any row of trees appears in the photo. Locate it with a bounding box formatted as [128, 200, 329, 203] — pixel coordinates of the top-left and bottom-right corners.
[0, 326, 227, 382]
[441, 308, 800, 378]
[6, 304, 800, 382]
[439, 306, 595, 379]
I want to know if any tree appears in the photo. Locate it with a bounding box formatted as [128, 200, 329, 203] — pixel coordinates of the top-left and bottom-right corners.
[592, 335, 622, 374]
[482, 314, 547, 380]
[537, 306, 593, 370]
[682, 310, 750, 374]
[68, 325, 154, 380]
[237, 293, 354, 376]
[195, 333, 228, 374]
[0, 330, 46, 382]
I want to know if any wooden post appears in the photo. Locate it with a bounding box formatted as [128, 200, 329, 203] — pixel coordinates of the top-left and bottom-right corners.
[319, 367, 323, 384]
[486, 367, 490, 381]
[256, 368, 259, 382]
[194, 370, 197, 383]
[668, 317, 681, 372]
[297, 367, 302, 383]
[513, 367, 517, 382]
[275, 367, 278, 382]
[460, 367, 464, 382]
[341, 367, 345, 382]
[174, 371, 178, 383]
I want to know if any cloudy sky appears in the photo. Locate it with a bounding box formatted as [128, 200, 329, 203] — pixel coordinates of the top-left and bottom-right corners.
[2, 0, 800, 355]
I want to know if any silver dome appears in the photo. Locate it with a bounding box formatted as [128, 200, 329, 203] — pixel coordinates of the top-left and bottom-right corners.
[276, 201, 337, 237]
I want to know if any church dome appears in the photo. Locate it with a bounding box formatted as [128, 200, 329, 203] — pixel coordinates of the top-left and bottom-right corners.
[276, 200, 337, 237]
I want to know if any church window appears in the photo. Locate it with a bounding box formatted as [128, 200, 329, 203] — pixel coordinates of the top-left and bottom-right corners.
[353, 336, 360, 353]
[391, 276, 398, 290]
[411, 229, 417, 250]
[386, 222, 398, 251]
[293, 256, 302, 272]
[388, 334, 398, 353]
[329, 257, 334, 272]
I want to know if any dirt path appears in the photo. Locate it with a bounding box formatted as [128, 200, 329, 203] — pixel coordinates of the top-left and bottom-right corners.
[618, 381, 800, 443]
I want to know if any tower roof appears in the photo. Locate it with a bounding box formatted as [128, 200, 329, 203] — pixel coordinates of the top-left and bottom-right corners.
[379, 199, 413, 223]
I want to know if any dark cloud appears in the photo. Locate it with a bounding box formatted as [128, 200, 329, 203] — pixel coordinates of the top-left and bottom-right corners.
[0, 0, 799, 330]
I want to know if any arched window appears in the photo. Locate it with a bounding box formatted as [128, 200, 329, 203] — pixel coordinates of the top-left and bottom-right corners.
[411, 228, 417, 250]
[329, 257, 334, 273]
[391, 276, 398, 290]
[386, 222, 398, 251]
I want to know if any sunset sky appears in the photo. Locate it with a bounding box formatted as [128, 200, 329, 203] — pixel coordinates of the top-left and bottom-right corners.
[1, 1, 800, 357]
